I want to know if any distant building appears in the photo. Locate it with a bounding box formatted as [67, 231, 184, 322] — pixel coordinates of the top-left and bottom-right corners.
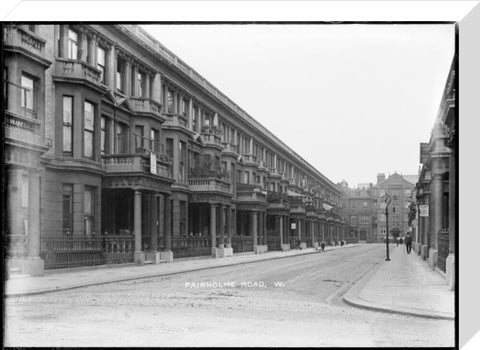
[375, 172, 417, 243]
[338, 180, 376, 243]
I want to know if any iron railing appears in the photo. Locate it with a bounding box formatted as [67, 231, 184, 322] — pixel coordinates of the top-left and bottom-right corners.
[39, 233, 135, 270]
[231, 235, 253, 253]
[266, 235, 281, 251]
[170, 236, 212, 258]
[289, 237, 300, 249]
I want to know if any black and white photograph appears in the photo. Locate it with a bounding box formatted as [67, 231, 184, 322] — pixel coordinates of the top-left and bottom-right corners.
[3, 1, 480, 348]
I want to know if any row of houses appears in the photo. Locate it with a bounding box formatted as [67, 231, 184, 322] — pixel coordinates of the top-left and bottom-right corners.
[4, 24, 348, 276]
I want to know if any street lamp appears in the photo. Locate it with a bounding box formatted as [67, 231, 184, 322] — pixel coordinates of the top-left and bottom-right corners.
[382, 193, 392, 261]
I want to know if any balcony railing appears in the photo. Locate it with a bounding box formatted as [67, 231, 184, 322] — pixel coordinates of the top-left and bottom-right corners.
[4, 25, 47, 59]
[242, 154, 259, 166]
[102, 154, 171, 178]
[53, 58, 103, 88]
[188, 178, 231, 195]
[163, 112, 189, 128]
[5, 111, 43, 147]
[201, 132, 223, 148]
[236, 183, 267, 201]
[130, 97, 162, 117]
[269, 168, 282, 177]
[290, 205, 306, 214]
[221, 142, 239, 154]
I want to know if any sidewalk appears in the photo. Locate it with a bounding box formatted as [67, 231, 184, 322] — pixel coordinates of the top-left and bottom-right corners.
[343, 244, 455, 320]
[5, 244, 358, 297]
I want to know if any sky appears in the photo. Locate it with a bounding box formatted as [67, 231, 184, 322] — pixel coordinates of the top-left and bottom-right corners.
[141, 24, 455, 187]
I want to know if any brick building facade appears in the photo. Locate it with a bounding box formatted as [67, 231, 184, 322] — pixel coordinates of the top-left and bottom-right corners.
[375, 172, 416, 243]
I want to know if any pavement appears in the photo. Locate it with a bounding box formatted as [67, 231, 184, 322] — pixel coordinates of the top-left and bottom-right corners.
[6, 243, 455, 322]
[5, 244, 357, 297]
[343, 244, 455, 320]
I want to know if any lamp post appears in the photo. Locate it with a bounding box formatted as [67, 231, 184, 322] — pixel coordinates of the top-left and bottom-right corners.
[382, 193, 392, 261]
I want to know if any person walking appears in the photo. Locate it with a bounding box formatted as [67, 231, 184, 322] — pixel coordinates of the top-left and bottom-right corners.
[404, 232, 412, 254]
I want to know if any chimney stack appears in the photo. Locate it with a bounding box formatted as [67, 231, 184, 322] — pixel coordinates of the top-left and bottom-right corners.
[377, 173, 385, 184]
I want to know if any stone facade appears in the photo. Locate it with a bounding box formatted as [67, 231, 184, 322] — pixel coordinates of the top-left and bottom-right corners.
[416, 57, 456, 289]
[4, 24, 346, 276]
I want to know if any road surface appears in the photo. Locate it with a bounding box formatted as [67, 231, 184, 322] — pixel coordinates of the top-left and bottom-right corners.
[4, 244, 454, 347]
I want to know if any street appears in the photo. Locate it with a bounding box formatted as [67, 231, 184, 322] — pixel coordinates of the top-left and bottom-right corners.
[5, 244, 454, 347]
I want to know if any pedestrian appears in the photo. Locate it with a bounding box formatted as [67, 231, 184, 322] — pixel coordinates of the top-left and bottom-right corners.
[404, 232, 412, 254]
[321, 241, 325, 252]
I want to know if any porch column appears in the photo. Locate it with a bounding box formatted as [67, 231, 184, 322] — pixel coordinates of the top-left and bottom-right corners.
[251, 211, 258, 249]
[150, 194, 158, 251]
[210, 204, 217, 254]
[258, 211, 264, 245]
[23, 171, 44, 276]
[431, 173, 443, 251]
[134, 190, 145, 265]
[311, 220, 315, 246]
[219, 204, 225, 248]
[279, 215, 284, 245]
[232, 208, 237, 236]
[226, 205, 232, 248]
[297, 219, 301, 240]
[164, 195, 172, 250]
[423, 193, 432, 249]
[263, 212, 267, 246]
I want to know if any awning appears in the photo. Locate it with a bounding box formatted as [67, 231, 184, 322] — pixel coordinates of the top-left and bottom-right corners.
[323, 203, 333, 211]
[287, 190, 304, 197]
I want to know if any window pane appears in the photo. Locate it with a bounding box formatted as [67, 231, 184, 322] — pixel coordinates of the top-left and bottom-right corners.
[21, 75, 34, 109]
[84, 189, 92, 214]
[84, 131, 93, 158]
[68, 29, 78, 41]
[97, 47, 105, 65]
[63, 126, 72, 152]
[101, 117, 106, 154]
[63, 96, 72, 124]
[167, 90, 174, 113]
[84, 102, 94, 131]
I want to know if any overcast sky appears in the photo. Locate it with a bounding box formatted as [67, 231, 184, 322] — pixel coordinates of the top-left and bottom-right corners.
[141, 24, 455, 187]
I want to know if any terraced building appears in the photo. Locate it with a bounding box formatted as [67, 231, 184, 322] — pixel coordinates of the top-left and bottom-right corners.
[4, 24, 346, 276]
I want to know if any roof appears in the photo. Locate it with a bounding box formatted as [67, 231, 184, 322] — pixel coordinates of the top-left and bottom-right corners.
[376, 173, 417, 189]
[402, 175, 419, 186]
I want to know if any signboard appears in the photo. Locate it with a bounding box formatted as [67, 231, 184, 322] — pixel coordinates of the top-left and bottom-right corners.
[291, 223, 296, 230]
[419, 205, 429, 217]
[150, 152, 157, 175]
